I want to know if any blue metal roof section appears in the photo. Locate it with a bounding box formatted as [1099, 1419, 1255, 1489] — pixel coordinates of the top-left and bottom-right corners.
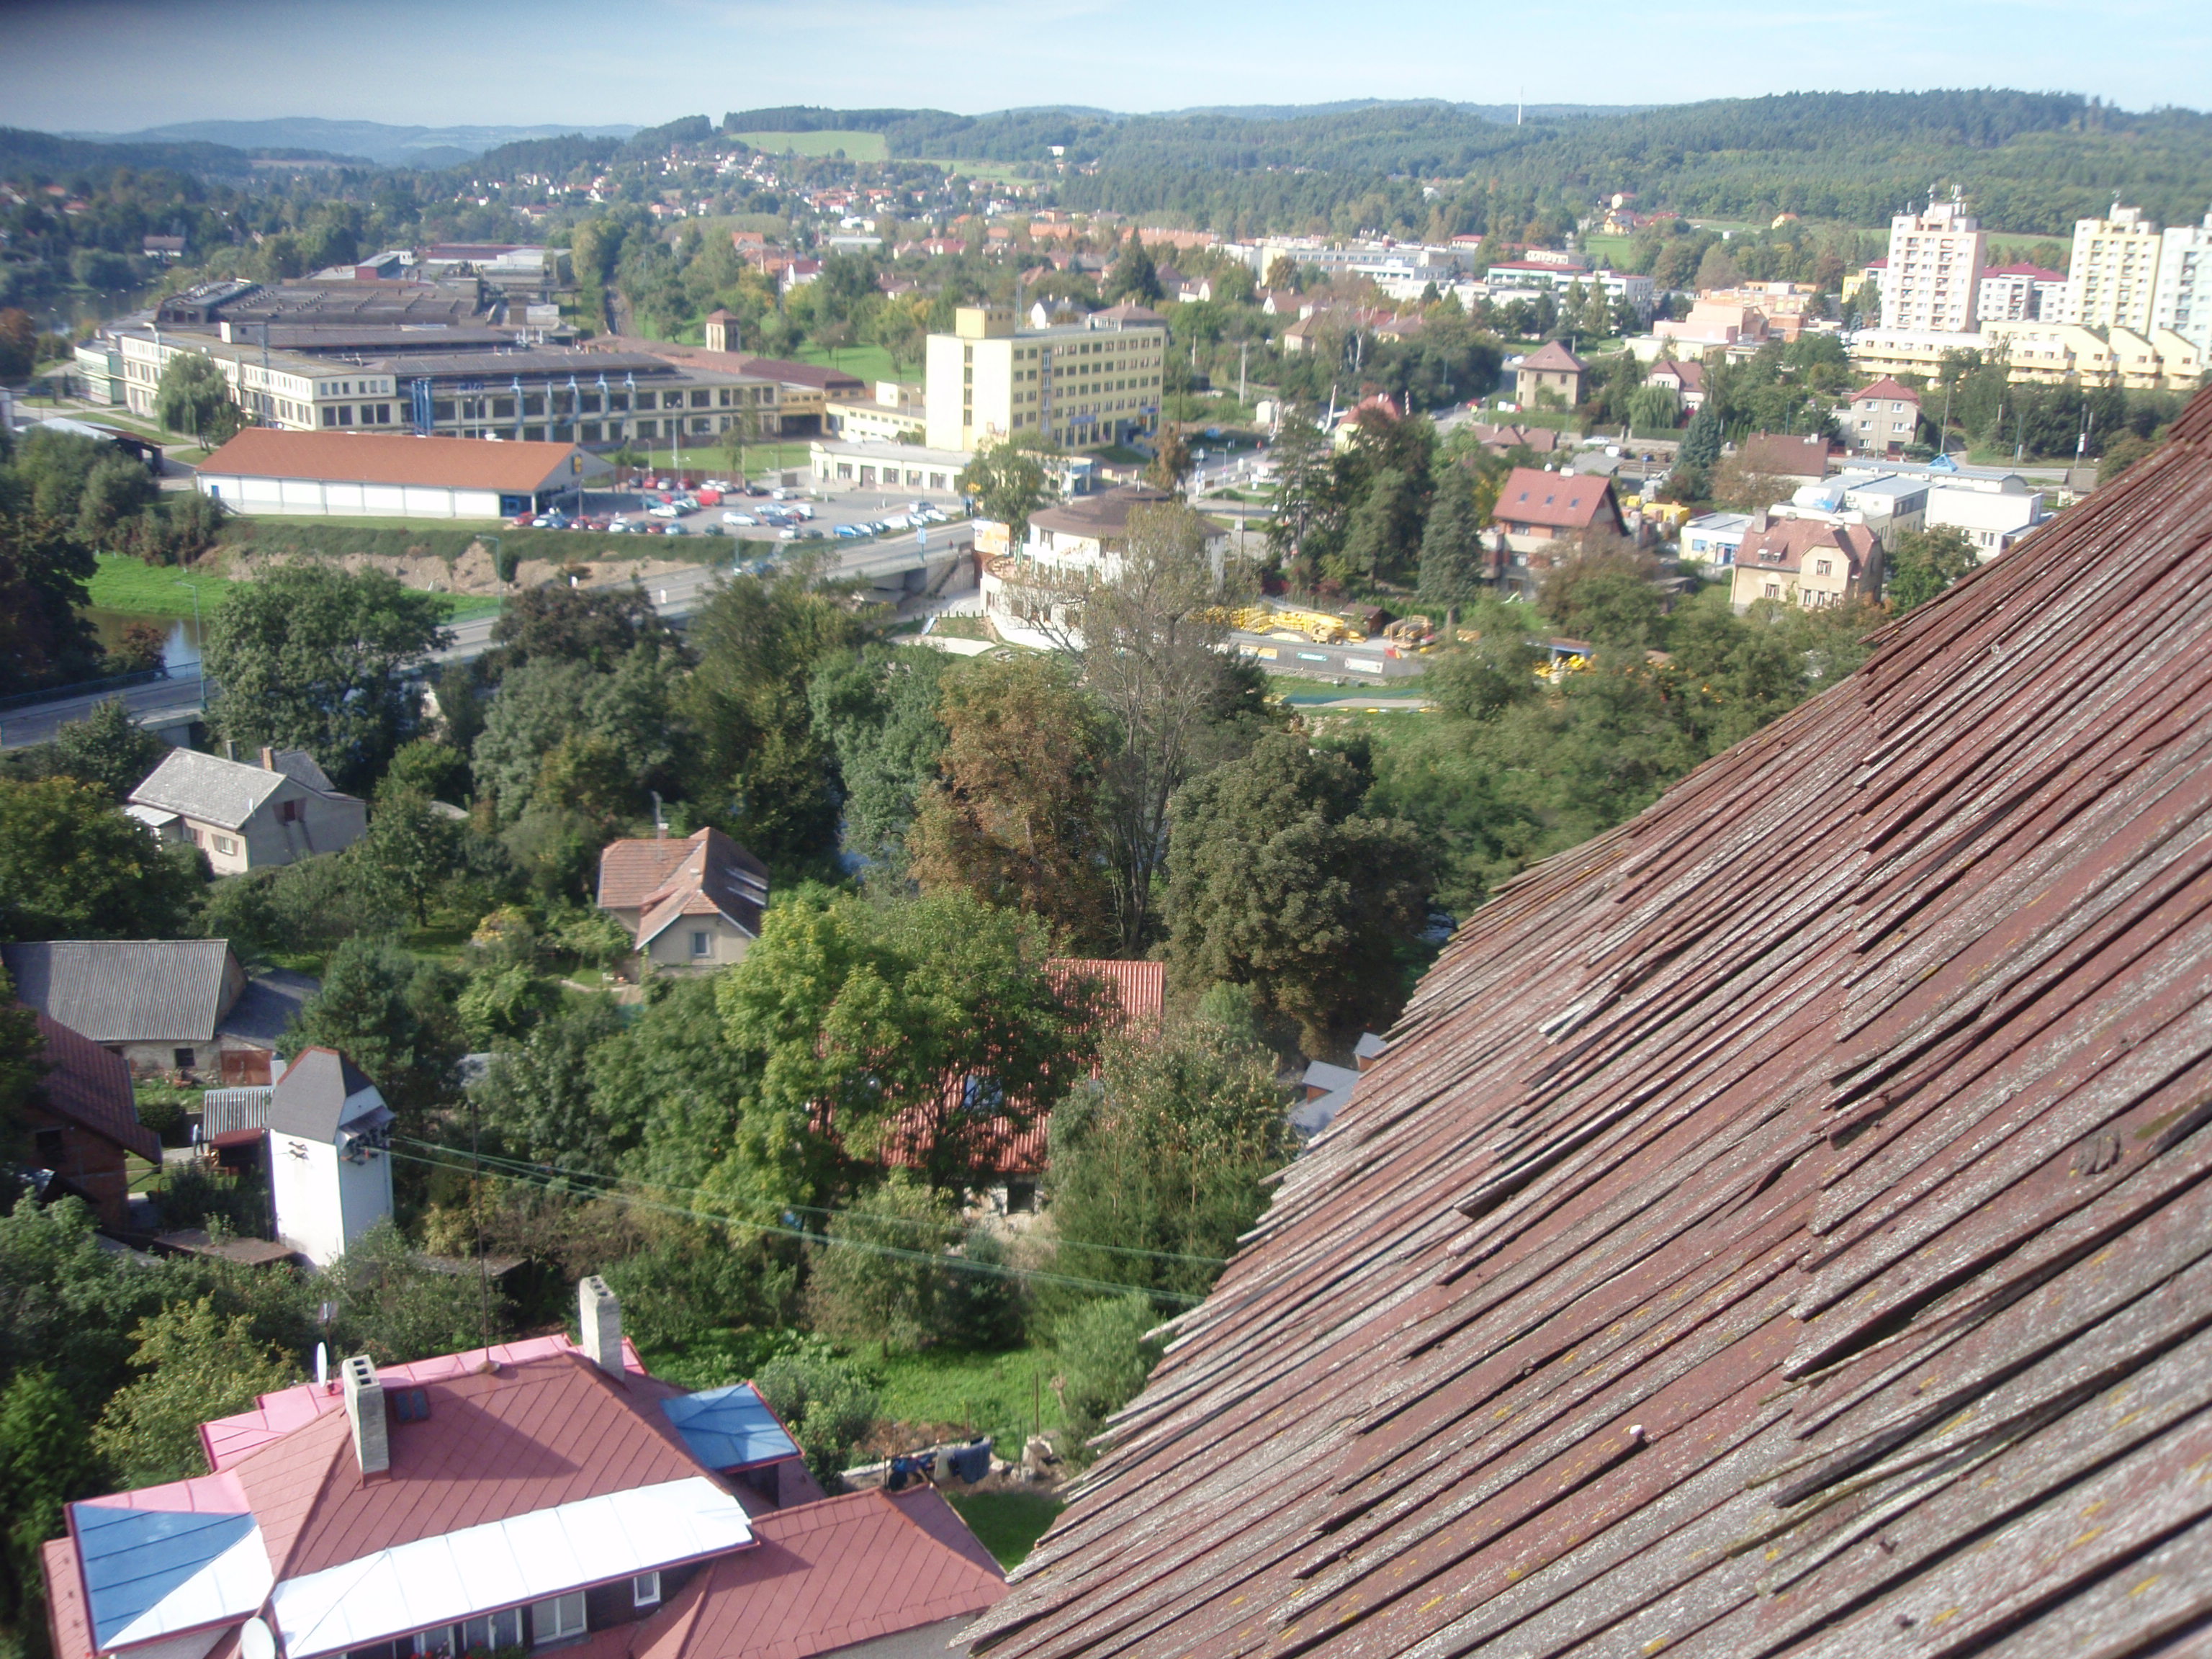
[73, 1502, 258, 1647]
[662, 1382, 799, 1471]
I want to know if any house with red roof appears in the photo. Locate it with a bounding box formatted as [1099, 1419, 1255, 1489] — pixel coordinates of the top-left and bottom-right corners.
[1844, 377, 1923, 455]
[43, 1278, 1006, 1659]
[595, 828, 770, 979]
[1727, 513, 1881, 612]
[1488, 467, 1630, 600]
[1734, 431, 1837, 485]
[1642, 356, 1707, 411]
[1512, 341, 1587, 408]
[15, 1010, 158, 1228]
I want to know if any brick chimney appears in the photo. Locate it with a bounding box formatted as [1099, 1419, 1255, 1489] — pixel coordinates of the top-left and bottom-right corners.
[341, 1354, 389, 1478]
[259, 745, 277, 771]
[579, 1276, 623, 1377]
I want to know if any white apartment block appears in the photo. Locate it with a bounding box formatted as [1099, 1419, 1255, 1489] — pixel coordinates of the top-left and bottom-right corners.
[2062, 204, 2163, 333]
[924, 305, 1166, 452]
[2153, 209, 2212, 355]
[1879, 198, 1987, 333]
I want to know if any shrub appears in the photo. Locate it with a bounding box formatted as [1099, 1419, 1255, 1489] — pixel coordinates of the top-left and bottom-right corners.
[1053, 1291, 1164, 1463]
[804, 1176, 958, 1354]
[752, 1342, 882, 1485]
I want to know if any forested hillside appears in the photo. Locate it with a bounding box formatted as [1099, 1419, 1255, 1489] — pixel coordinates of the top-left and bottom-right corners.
[724, 91, 2212, 237]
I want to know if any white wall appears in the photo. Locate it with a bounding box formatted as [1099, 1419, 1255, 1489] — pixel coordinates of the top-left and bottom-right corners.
[271, 1134, 393, 1266]
[198, 475, 507, 519]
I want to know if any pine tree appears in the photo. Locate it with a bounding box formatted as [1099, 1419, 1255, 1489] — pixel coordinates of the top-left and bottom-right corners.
[1419, 461, 1490, 603]
[1105, 233, 1163, 306]
[1680, 404, 1724, 469]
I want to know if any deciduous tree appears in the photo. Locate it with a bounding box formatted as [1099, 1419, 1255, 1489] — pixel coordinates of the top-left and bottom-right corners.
[0, 778, 202, 943]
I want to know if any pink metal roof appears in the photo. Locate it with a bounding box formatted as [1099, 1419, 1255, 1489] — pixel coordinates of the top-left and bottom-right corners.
[967, 388, 2212, 1658]
[637, 1489, 1004, 1659]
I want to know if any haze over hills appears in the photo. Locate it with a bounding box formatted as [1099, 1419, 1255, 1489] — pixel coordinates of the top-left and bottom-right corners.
[62, 117, 640, 167]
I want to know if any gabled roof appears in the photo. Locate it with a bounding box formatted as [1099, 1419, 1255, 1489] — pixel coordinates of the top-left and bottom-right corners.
[197, 430, 601, 494]
[1495, 467, 1622, 533]
[1645, 356, 1706, 390]
[636, 1488, 1004, 1659]
[662, 1382, 803, 1471]
[1737, 516, 1879, 577]
[1516, 339, 1587, 374]
[967, 388, 2212, 1659]
[30, 1012, 158, 1160]
[264, 1046, 387, 1143]
[1, 940, 239, 1045]
[1737, 430, 1836, 479]
[613, 827, 772, 949]
[130, 747, 348, 830]
[1849, 374, 1923, 405]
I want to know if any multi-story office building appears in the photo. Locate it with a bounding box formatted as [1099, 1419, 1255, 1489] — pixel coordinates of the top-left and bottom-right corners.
[115, 329, 778, 446]
[1975, 264, 2069, 323]
[2061, 204, 2164, 332]
[2153, 208, 2212, 355]
[924, 303, 1167, 452]
[1879, 197, 1987, 333]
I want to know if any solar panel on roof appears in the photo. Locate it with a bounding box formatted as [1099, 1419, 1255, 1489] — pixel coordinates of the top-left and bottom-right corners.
[72, 1503, 264, 1649]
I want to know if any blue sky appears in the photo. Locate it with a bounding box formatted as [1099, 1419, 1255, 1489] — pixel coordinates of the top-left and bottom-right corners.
[3, 0, 2206, 130]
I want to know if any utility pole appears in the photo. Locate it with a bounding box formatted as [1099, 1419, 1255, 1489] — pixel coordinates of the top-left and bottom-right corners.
[1238, 338, 1249, 406]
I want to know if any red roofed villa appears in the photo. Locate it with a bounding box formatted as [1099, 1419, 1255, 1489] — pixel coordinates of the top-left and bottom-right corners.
[43, 1277, 1005, 1659]
[595, 827, 770, 979]
[1727, 513, 1882, 611]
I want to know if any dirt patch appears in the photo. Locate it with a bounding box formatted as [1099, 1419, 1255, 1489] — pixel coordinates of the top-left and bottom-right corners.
[222, 542, 701, 598]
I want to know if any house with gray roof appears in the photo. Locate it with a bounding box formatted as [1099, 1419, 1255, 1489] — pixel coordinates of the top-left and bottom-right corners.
[0, 938, 274, 1081]
[128, 746, 364, 874]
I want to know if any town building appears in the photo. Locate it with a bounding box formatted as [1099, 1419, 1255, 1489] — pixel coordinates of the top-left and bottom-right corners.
[595, 336, 860, 436]
[1652, 299, 1770, 354]
[595, 827, 770, 978]
[1680, 511, 1753, 567]
[1488, 467, 1629, 598]
[194, 429, 609, 521]
[809, 439, 984, 495]
[980, 485, 1225, 641]
[1511, 341, 1586, 408]
[2152, 208, 2212, 354]
[825, 382, 927, 444]
[1925, 478, 2049, 559]
[1483, 265, 1655, 321]
[0, 938, 274, 1082]
[42, 1278, 1007, 1659]
[1878, 195, 1987, 333]
[924, 304, 1167, 452]
[1729, 515, 1882, 611]
[1642, 356, 1707, 410]
[1842, 377, 1923, 456]
[128, 745, 366, 869]
[1849, 321, 2204, 392]
[16, 1012, 157, 1228]
[962, 387, 2212, 1659]
[1974, 262, 2069, 323]
[1734, 433, 1835, 487]
[2060, 202, 2162, 332]
[263, 1047, 395, 1264]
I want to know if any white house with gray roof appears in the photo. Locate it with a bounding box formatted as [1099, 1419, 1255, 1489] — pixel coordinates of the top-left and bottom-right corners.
[264, 1047, 395, 1264]
[128, 747, 365, 873]
[0, 938, 260, 1079]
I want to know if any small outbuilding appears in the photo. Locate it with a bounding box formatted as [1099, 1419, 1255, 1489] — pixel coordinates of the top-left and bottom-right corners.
[264, 1046, 395, 1265]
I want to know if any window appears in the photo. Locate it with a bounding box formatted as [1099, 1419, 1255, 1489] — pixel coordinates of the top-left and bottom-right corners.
[632, 1573, 662, 1609]
[690, 930, 712, 958]
[33, 1127, 65, 1167]
[531, 1593, 585, 1645]
[174, 1048, 197, 1069]
[462, 1609, 523, 1652]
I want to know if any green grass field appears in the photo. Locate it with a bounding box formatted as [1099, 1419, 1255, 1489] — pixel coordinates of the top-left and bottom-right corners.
[871, 1344, 1066, 1452]
[734, 130, 889, 161]
[946, 1491, 1064, 1568]
[1578, 234, 1634, 266]
[916, 158, 1036, 188]
[87, 552, 500, 624]
[796, 341, 906, 385]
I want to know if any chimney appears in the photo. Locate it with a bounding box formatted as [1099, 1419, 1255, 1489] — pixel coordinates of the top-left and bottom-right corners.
[579, 1276, 623, 1376]
[341, 1354, 389, 1478]
[259, 746, 277, 771]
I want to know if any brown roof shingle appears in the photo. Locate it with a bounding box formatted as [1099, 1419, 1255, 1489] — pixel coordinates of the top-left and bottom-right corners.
[198, 430, 597, 493]
[30, 1012, 156, 1160]
[966, 391, 2212, 1659]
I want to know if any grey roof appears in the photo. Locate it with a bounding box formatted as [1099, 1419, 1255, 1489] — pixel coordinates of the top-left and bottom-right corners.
[1301, 1059, 1359, 1094]
[218, 971, 319, 1046]
[1353, 1033, 1388, 1061]
[1, 940, 239, 1043]
[266, 1046, 387, 1143]
[129, 748, 342, 830]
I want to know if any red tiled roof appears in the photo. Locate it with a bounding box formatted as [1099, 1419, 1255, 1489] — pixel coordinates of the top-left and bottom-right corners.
[30, 1010, 156, 1160]
[600, 827, 770, 948]
[968, 387, 2212, 1659]
[1737, 431, 1835, 478]
[1737, 517, 1879, 577]
[235, 1351, 709, 1579]
[1516, 340, 1587, 374]
[40, 1539, 94, 1659]
[1984, 262, 2067, 281]
[1850, 375, 1922, 406]
[634, 1489, 1004, 1659]
[597, 836, 700, 912]
[1496, 467, 1621, 533]
[197, 430, 595, 493]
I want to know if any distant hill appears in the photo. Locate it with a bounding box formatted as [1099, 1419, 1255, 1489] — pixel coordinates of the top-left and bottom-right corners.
[0, 125, 266, 179]
[64, 118, 638, 167]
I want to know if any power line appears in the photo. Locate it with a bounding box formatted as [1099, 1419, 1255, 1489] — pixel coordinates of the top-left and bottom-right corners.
[395, 1136, 1233, 1272]
[384, 1143, 1209, 1306]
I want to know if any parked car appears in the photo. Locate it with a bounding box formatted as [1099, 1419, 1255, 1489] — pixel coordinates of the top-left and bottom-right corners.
[833, 523, 866, 539]
[647, 502, 680, 518]
[608, 518, 634, 533]
[662, 521, 688, 536]
[721, 510, 757, 526]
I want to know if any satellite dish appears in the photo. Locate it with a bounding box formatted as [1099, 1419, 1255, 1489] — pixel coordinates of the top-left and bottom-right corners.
[315, 1343, 328, 1391]
[240, 1619, 276, 1659]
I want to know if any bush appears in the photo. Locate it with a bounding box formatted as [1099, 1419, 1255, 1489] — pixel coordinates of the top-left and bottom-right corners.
[152, 1162, 267, 1236]
[134, 1092, 191, 1148]
[804, 1176, 958, 1354]
[1053, 1292, 1164, 1462]
[600, 1226, 801, 1351]
[752, 1341, 882, 1485]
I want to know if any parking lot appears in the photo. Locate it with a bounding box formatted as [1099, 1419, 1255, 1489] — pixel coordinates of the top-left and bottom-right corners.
[531, 480, 961, 549]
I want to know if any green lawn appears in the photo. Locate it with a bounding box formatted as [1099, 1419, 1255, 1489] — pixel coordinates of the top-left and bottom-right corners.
[796, 342, 905, 385]
[916, 159, 1036, 189]
[1579, 234, 1635, 266]
[734, 130, 889, 161]
[871, 1343, 1065, 1451]
[88, 552, 500, 625]
[947, 1491, 1064, 1569]
[625, 440, 817, 474]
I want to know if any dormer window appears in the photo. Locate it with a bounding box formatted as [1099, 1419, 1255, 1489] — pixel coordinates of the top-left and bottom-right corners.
[531, 1592, 586, 1644]
[633, 1573, 662, 1608]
